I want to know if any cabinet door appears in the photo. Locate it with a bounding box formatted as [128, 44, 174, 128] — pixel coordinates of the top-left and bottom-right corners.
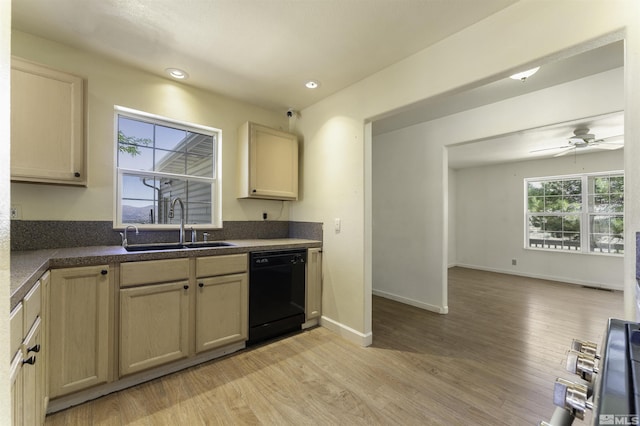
[22, 318, 42, 426]
[239, 122, 298, 200]
[195, 273, 248, 353]
[120, 281, 190, 376]
[49, 265, 111, 398]
[10, 57, 85, 185]
[40, 272, 50, 421]
[306, 248, 322, 320]
[10, 352, 23, 426]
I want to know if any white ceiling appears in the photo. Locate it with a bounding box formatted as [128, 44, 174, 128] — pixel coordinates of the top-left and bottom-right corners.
[11, 0, 517, 112]
[11, 1, 624, 170]
[374, 41, 624, 169]
[447, 111, 624, 169]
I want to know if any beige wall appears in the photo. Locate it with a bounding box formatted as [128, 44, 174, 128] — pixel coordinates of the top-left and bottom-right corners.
[292, 0, 640, 344]
[1, 0, 11, 419]
[10, 31, 291, 224]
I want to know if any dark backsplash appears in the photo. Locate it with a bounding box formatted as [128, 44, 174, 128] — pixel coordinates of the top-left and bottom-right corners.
[11, 220, 323, 251]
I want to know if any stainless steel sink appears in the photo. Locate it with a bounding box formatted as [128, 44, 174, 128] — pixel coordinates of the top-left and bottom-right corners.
[123, 242, 185, 252]
[183, 241, 235, 249]
[123, 241, 235, 252]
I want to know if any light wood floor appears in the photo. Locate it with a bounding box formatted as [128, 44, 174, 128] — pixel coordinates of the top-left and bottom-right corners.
[45, 267, 623, 425]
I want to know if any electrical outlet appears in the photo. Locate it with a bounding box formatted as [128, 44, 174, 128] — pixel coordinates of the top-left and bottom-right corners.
[262, 212, 268, 220]
[10, 205, 22, 220]
[511, 259, 517, 266]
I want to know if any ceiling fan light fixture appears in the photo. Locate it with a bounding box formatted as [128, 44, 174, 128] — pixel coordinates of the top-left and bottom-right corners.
[510, 66, 540, 82]
[165, 68, 189, 80]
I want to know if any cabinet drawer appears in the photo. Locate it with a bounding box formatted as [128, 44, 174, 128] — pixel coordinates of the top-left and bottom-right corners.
[196, 254, 248, 278]
[10, 303, 23, 357]
[23, 280, 41, 332]
[120, 258, 189, 287]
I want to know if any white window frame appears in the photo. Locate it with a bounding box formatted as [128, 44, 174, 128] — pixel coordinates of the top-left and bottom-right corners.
[113, 106, 222, 230]
[524, 170, 624, 256]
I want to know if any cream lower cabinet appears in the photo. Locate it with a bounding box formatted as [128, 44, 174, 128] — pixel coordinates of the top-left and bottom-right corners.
[119, 255, 248, 376]
[306, 248, 322, 320]
[11, 275, 47, 426]
[119, 258, 190, 376]
[119, 281, 190, 376]
[195, 254, 249, 353]
[22, 318, 43, 426]
[196, 273, 248, 353]
[10, 352, 23, 426]
[49, 265, 111, 398]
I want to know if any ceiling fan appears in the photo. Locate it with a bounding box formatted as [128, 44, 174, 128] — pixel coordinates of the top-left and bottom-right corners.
[531, 128, 624, 157]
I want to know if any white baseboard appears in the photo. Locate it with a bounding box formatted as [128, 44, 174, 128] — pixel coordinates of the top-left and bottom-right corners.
[452, 263, 623, 291]
[372, 289, 448, 314]
[319, 316, 373, 347]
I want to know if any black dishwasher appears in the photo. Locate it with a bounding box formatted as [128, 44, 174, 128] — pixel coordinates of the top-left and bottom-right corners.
[248, 249, 306, 345]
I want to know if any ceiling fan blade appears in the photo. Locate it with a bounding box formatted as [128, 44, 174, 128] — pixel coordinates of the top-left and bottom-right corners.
[529, 145, 570, 153]
[553, 147, 575, 157]
[594, 143, 624, 150]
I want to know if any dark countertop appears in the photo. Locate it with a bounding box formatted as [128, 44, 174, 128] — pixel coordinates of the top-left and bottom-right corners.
[10, 238, 321, 311]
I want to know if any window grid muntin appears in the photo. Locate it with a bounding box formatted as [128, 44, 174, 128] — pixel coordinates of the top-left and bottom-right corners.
[525, 171, 623, 255]
[115, 106, 220, 229]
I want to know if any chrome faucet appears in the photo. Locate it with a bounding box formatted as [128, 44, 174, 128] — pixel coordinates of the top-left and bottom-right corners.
[120, 225, 139, 247]
[169, 197, 185, 244]
[190, 227, 197, 243]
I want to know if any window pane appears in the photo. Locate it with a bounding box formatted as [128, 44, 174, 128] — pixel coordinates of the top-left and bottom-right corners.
[528, 196, 543, 212]
[610, 193, 624, 212]
[544, 181, 562, 196]
[186, 154, 213, 177]
[593, 176, 610, 194]
[564, 196, 581, 212]
[562, 179, 581, 195]
[118, 146, 154, 170]
[528, 181, 543, 197]
[589, 214, 624, 254]
[610, 176, 624, 193]
[121, 199, 155, 225]
[544, 196, 562, 212]
[118, 117, 153, 143]
[155, 125, 188, 151]
[156, 149, 186, 174]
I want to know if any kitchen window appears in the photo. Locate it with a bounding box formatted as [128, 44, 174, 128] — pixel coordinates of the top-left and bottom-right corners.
[525, 171, 623, 254]
[114, 106, 221, 229]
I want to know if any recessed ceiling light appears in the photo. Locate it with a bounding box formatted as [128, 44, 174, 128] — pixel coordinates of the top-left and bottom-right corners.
[165, 68, 189, 80]
[509, 67, 540, 82]
[305, 80, 319, 89]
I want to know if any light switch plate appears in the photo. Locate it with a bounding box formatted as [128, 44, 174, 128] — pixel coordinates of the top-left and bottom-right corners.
[334, 218, 341, 233]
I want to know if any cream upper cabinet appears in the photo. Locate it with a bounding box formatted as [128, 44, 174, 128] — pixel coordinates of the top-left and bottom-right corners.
[49, 265, 111, 398]
[306, 248, 322, 320]
[237, 122, 298, 200]
[11, 57, 85, 185]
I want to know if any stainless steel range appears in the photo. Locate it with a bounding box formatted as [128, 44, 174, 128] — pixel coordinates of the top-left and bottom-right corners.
[540, 319, 640, 425]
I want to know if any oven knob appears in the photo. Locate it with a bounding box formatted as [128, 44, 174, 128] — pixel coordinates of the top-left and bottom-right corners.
[553, 378, 592, 420]
[570, 339, 599, 359]
[566, 350, 598, 382]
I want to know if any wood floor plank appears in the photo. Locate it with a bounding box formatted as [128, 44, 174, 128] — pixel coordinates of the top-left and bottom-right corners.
[45, 267, 623, 425]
